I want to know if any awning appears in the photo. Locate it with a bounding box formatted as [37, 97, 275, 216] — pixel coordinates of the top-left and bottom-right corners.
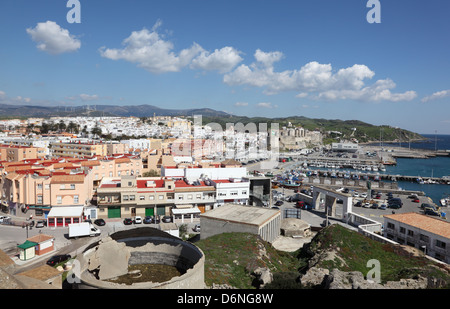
[47, 206, 84, 218]
[17, 240, 37, 250]
[171, 206, 201, 215]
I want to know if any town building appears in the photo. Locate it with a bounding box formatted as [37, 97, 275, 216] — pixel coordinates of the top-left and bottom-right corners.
[50, 140, 108, 158]
[200, 203, 281, 242]
[0, 144, 39, 161]
[383, 212, 450, 264]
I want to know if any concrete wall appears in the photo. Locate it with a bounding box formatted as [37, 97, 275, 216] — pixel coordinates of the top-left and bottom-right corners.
[77, 236, 205, 289]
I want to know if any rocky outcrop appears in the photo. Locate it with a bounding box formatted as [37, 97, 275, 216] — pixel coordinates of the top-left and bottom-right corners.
[299, 267, 429, 289]
[252, 267, 273, 288]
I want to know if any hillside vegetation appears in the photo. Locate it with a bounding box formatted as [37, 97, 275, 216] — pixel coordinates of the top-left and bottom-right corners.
[194, 232, 301, 289]
[195, 225, 450, 289]
[200, 115, 423, 143]
[299, 224, 450, 287]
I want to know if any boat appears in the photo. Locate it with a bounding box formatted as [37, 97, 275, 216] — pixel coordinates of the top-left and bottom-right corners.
[279, 179, 301, 188]
[440, 195, 450, 207]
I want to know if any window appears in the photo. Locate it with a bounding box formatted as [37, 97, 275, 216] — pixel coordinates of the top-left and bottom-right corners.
[188, 194, 193, 200]
[149, 195, 155, 200]
[408, 230, 414, 237]
[159, 195, 164, 200]
[60, 184, 65, 190]
[436, 240, 446, 249]
[231, 191, 238, 196]
[65, 218, 72, 225]
[123, 195, 129, 201]
[387, 222, 395, 229]
[399, 227, 406, 234]
[45, 184, 50, 190]
[420, 234, 429, 243]
[70, 184, 75, 190]
[57, 196, 62, 204]
[37, 195, 43, 204]
[242, 190, 247, 195]
[179, 195, 184, 200]
[196, 194, 201, 199]
[129, 195, 135, 201]
[140, 196, 145, 201]
[74, 195, 79, 204]
[37, 183, 43, 190]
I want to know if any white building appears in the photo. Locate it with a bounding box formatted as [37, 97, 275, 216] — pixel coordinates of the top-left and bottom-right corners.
[210, 178, 250, 206]
[384, 212, 450, 264]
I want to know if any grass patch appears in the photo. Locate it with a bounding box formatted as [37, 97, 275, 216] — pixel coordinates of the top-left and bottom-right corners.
[195, 232, 300, 289]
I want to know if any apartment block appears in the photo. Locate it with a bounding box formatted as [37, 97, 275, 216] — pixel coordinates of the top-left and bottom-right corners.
[384, 212, 450, 264]
[50, 141, 108, 158]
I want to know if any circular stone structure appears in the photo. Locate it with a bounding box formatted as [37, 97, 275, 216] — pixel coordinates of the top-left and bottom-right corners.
[74, 227, 205, 289]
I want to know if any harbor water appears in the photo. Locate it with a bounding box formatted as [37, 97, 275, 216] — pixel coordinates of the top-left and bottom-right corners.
[374, 134, 450, 205]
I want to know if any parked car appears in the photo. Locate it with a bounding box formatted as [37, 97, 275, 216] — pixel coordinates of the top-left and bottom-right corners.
[134, 216, 142, 224]
[388, 203, 402, 209]
[295, 201, 305, 208]
[123, 218, 133, 225]
[379, 204, 387, 210]
[162, 216, 172, 223]
[412, 198, 420, 203]
[46, 254, 71, 267]
[370, 203, 379, 209]
[424, 209, 440, 217]
[143, 216, 152, 224]
[0, 216, 11, 223]
[193, 224, 201, 232]
[275, 200, 284, 206]
[36, 220, 47, 228]
[94, 219, 106, 226]
[354, 201, 362, 207]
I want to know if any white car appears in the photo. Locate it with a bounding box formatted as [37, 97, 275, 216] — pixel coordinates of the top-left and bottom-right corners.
[134, 216, 142, 224]
[0, 216, 10, 223]
[193, 224, 201, 232]
[360, 193, 368, 198]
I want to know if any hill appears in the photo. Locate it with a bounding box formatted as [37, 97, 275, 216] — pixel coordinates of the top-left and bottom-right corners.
[200, 115, 424, 143]
[298, 224, 450, 288]
[194, 225, 450, 289]
[0, 103, 230, 118]
[0, 102, 423, 142]
[194, 232, 301, 289]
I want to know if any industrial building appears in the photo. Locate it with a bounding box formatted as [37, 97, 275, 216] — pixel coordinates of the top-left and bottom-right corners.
[199, 204, 281, 243]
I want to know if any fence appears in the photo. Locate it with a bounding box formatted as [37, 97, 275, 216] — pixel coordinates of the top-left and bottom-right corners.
[283, 208, 301, 219]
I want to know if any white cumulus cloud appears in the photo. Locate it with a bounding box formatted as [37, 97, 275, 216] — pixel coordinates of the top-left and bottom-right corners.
[26, 21, 81, 55]
[100, 21, 243, 75]
[421, 89, 450, 102]
[224, 49, 416, 102]
[191, 46, 243, 73]
[256, 102, 277, 108]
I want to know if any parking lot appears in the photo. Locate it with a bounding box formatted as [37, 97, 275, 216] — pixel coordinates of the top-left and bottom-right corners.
[272, 185, 444, 226]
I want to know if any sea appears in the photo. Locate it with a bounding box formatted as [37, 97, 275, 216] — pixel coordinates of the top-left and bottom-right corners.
[372, 134, 450, 205]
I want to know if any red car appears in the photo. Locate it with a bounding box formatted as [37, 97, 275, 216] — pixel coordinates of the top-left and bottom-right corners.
[412, 198, 420, 203]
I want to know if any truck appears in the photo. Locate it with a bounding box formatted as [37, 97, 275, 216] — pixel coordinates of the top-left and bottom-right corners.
[68, 222, 101, 238]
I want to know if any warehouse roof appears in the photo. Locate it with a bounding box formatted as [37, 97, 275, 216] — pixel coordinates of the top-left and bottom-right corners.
[200, 204, 280, 227]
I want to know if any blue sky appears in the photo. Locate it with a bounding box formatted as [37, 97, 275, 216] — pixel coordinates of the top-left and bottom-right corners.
[0, 0, 449, 134]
